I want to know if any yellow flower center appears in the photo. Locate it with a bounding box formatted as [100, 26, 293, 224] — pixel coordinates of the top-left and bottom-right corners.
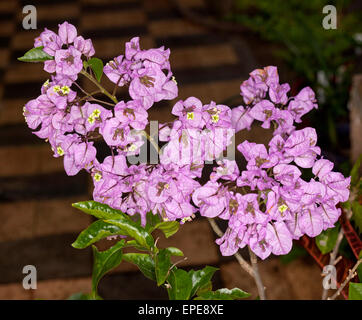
[278, 204, 288, 213]
[61, 85, 70, 95]
[57, 146, 64, 156]
[43, 79, 50, 88]
[91, 109, 101, 118]
[187, 112, 194, 120]
[94, 172, 102, 182]
[53, 85, 61, 93]
[211, 114, 219, 123]
[87, 116, 95, 124]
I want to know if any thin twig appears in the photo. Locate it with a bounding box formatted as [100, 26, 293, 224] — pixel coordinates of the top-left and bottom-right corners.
[321, 227, 344, 300]
[112, 75, 123, 97]
[248, 246, 266, 300]
[80, 70, 118, 104]
[207, 218, 254, 278]
[87, 97, 116, 107]
[327, 258, 362, 300]
[77, 90, 101, 102]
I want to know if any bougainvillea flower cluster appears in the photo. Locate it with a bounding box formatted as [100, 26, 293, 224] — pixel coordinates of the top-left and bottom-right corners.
[23, 22, 350, 259]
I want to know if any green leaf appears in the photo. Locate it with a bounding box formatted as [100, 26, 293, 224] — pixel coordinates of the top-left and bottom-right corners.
[164, 247, 183, 257]
[155, 249, 173, 286]
[72, 201, 125, 220]
[87, 57, 103, 82]
[122, 253, 156, 281]
[157, 221, 180, 238]
[196, 281, 212, 296]
[154, 247, 184, 286]
[67, 292, 92, 300]
[349, 283, 362, 300]
[280, 244, 307, 264]
[195, 288, 250, 300]
[104, 218, 154, 250]
[72, 201, 154, 249]
[72, 220, 123, 249]
[189, 266, 219, 298]
[315, 224, 340, 254]
[357, 251, 362, 283]
[167, 268, 193, 300]
[144, 212, 180, 238]
[351, 201, 362, 234]
[350, 154, 362, 187]
[125, 240, 149, 252]
[144, 211, 162, 232]
[18, 46, 54, 62]
[91, 240, 125, 297]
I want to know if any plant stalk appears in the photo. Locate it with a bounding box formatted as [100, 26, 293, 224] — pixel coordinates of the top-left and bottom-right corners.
[248, 246, 266, 300]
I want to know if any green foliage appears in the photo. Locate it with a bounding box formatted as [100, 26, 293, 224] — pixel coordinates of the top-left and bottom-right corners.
[17, 46, 54, 62]
[73, 200, 154, 249]
[347, 155, 362, 234]
[316, 224, 340, 254]
[123, 253, 157, 281]
[156, 221, 180, 238]
[84, 57, 103, 82]
[155, 248, 173, 286]
[357, 251, 362, 283]
[189, 266, 219, 297]
[72, 220, 122, 249]
[72, 201, 125, 220]
[350, 155, 362, 186]
[71, 200, 250, 300]
[104, 218, 154, 250]
[91, 240, 125, 298]
[144, 212, 180, 238]
[352, 201, 362, 234]
[195, 288, 251, 300]
[67, 292, 93, 300]
[349, 283, 362, 300]
[279, 243, 308, 264]
[167, 269, 193, 300]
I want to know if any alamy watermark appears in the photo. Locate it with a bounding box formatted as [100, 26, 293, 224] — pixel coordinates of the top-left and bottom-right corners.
[322, 5, 337, 30]
[22, 265, 37, 289]
[322, 264, 337, 290]
[22, 5, 37, 30]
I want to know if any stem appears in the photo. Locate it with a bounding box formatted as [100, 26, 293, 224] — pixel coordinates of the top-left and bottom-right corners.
[327, 258, 362, 300]
[248, 246, 266, 300]
[207, 218, 254, 278]
[80, 70, 118, 104]
[88, 97, 116, 107]
[78, 90, 101, 102]
[321, 227, 344, 300]
[112, 75, 123, 96]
